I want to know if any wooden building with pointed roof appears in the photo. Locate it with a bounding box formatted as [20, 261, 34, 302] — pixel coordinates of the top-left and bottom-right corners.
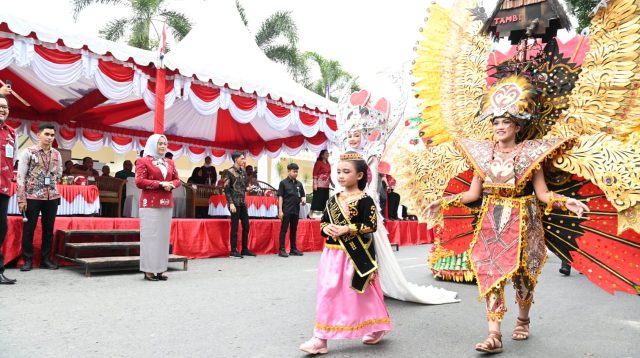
[481, 0, 572, 44]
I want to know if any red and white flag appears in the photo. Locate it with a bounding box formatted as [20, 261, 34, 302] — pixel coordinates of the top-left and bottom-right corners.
[159, 21, 167, 55]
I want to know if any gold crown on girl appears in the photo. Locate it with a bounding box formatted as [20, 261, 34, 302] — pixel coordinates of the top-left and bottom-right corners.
[339, 152, 364, 161]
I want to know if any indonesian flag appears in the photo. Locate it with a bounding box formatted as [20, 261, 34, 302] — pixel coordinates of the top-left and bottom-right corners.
[159, 21, 167, 56]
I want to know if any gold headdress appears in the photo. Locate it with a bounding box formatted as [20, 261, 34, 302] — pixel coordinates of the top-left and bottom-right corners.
[479, 75, 537, 123]
[339, 152, 364, 161]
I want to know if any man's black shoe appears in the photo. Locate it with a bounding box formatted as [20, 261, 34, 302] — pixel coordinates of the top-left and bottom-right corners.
[290, 249, 304, 256]
[230, 251, 243, 259]
[559, 263, 571, 276]
[278, 249, 289, 258]
[241, 250, 256, 257]
[40, 260, 59, 270]
[0, 273, 16, 284]
[20, 261, 32, 271]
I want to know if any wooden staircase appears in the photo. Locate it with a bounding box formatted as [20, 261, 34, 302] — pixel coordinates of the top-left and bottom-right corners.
[55, 229, 188, 277]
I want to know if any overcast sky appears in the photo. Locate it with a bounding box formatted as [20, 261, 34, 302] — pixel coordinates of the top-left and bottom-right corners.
[3, 0, 500, 79]
[3, 0, 506, 117]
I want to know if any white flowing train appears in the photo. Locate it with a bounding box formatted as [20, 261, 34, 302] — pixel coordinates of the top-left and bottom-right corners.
[364, 154, 459, 305]
[372, 210, 460, 304]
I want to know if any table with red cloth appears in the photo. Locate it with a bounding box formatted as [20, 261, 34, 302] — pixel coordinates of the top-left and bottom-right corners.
[8, 184, 100, 215]
[1, 218, 433, 267]
[208, 195, 278, 217]
[385, 221, 434, 246]
[173, 219, 435, 259]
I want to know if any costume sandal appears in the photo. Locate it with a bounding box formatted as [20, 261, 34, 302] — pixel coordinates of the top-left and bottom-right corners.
[475, 330, 503, 354]
[512, 317, 530, 340]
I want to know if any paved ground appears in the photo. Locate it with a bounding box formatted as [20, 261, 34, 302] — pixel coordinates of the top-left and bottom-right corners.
[0, 245, 637, 358]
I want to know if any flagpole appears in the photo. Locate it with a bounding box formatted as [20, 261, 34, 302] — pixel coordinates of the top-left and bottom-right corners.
[154, 21, 167, 134]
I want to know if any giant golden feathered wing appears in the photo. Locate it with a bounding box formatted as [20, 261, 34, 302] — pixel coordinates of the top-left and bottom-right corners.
[412, 1, 492, 145]
[394, 143, 469, 224]
[393, 1, 489, 223]
[549, 0, 640, 231]
[557, 0, 640, 143]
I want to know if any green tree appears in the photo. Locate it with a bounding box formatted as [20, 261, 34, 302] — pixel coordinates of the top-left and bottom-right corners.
[72, 0, 192, 50]
[566, 0, 600, 31]
[236, 0, 308, 83]
[303, 51, 358, 101]
[235, 2, 356, 97]
[235, 0, 249, 27]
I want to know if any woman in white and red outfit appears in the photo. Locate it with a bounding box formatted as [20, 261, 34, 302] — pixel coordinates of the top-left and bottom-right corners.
[310, 149, 332, 213]
[136, 134, 181, 281]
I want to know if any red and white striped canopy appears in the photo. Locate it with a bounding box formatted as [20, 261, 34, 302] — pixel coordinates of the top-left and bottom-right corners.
[0, 10, 336, 164]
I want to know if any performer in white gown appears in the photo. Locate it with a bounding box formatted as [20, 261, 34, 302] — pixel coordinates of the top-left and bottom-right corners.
[331, 81, 459, 305]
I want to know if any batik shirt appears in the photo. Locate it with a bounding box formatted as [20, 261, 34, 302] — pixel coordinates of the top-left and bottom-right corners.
[17, 145, 63, 203]
[224, 166, 247, 207]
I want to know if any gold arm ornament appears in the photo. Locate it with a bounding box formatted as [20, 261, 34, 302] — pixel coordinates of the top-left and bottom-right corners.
[545, 191, 568, 216]
[441, 193, 464, 211]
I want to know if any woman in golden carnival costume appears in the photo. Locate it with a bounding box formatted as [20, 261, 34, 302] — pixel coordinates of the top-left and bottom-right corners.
[393, 0, 640, 354]
[424, 79, 589, 352]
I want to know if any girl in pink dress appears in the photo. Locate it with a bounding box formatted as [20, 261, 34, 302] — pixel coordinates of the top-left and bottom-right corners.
[299, 152, 392, 355]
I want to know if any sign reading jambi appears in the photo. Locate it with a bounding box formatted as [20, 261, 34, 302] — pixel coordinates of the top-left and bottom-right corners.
[481, 0, 570, 45]
[493, 15, 521, 25]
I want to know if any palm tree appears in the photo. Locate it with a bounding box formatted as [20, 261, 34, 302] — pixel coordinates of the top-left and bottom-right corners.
[235, 0, 308, 83]
[235, 0, 249, 27]
[566, 0, 600, 31]
[303, 51, 359, 101]
[234, 2, 357, 96]
[72, 0, 192, 51]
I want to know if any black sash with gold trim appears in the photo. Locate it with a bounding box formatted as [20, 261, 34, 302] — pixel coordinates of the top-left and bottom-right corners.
[342, 234, 377, 292]
[326, 196, 378, 293]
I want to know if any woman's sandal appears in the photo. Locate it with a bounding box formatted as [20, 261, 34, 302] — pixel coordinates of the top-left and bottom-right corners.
[157, 273, 168, 281]
[512, 317, 530, 341]
[475, 331, 503, 354]
[143, 273, 158, 281]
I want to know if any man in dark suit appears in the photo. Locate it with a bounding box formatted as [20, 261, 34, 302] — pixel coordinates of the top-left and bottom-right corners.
[277, 163, 305, 257]
[385, 175, 401, 220]
[200, 156, 217, 186]
[387, 188, 401, 220]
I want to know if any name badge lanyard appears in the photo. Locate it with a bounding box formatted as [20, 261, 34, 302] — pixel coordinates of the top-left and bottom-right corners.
[38, 150, 52, 182]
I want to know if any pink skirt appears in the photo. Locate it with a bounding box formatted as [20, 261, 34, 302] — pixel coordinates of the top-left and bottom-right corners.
[313, 246, 393, 339]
